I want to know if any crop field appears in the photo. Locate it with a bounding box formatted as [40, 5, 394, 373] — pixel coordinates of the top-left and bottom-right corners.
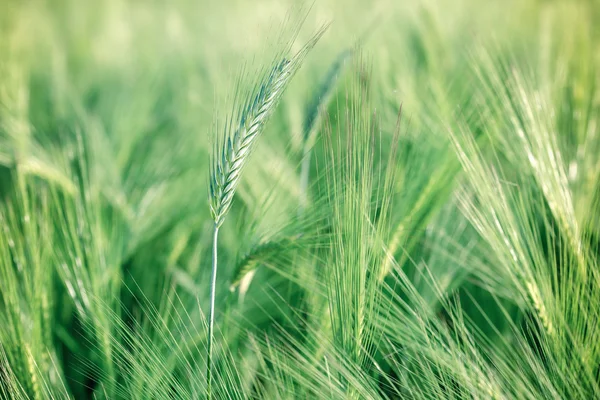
[1, 0, 599, 398]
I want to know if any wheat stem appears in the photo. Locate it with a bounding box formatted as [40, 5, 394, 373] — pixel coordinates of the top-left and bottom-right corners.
[207, 223, 219, 398]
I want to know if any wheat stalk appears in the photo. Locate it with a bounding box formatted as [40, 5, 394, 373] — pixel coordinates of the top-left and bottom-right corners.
[206, 58, 292, 397]
[206, 29, 325, 398]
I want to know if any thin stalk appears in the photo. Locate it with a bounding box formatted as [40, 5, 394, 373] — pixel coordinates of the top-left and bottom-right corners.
[299, 145, 312, 211]
[207, 223, 219, 398]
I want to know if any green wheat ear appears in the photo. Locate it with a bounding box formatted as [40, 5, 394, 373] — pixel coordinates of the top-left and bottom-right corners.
[209, 57, 292, 227]
[206, 28, 325, 398]
[209, 29, 326, 228]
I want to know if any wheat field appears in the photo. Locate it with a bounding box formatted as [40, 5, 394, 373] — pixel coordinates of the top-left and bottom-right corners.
[1, 0, 599, 398]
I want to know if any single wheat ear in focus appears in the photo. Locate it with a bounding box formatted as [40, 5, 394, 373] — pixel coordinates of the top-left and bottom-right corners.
[209, 29, 326, 228]
[205, 27, 326, 398]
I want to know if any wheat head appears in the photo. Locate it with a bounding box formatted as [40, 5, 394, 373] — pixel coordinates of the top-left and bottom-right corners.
[209, 29, 326, 228]
[208, 59, 291, 227]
